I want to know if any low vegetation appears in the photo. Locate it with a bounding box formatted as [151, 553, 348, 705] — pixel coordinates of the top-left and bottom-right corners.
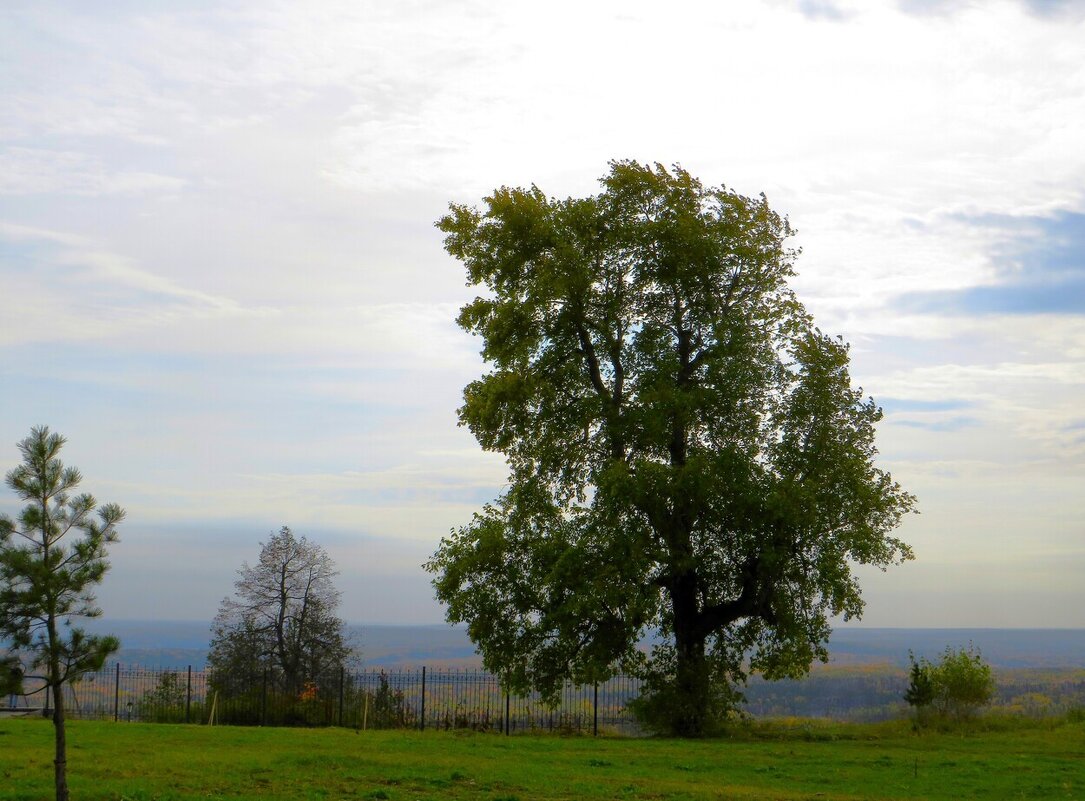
[2, 714, 1083, 800]
[905, 645, 995, 723]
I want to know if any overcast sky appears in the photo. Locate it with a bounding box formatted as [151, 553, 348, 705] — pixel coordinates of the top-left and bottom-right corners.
[1, 0, 1083, 628]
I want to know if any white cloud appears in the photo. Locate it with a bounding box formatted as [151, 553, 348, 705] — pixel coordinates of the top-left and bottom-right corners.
[0, 223, 259, 346]
[3, 0, 1085, 625]
[0, 148, 188, 196]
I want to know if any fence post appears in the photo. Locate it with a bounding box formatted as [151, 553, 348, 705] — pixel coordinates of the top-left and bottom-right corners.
[261, 668, 268, 726]
[420, 666, 426, 732]
[593, 681, 598, 737]
[113, 663, 120, 722]
[186, 666, 192, 724]
[338, 666, 345, 727]
[505, 689, 510, 736]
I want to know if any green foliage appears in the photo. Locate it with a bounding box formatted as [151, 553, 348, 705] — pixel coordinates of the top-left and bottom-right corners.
[1, 654, 23, 696]
[626, 640, 750, 736]
[932, 645, 995, 719]
[143, 671, 186, 708]
[629, 662, 745, 737]
[904, 650, 935, 708]
[364, 671, 411, 729]
[140, 671, 188, 723]
[427, 161, 915, 736]
[0, 426, 124, 800]
[906, 645, 995, 722]
[0, 428, 124, 681]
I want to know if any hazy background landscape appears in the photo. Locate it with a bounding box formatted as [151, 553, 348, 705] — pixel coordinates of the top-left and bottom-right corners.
[92, 619, 1085, 671]
[70, 620, 1085, 723]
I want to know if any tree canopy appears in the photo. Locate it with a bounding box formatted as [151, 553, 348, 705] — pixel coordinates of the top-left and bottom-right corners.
[209, 527, 350, 694]
[906, 645, 994, 722]
[426, 161, 916, 736]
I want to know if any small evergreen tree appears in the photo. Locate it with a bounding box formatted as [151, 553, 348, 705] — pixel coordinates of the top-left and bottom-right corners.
[903, 650, 934, 708]
[0, 427, 124, 801]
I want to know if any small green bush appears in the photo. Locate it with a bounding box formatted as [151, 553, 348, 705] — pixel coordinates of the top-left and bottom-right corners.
[1, 656, 23, 697]
[905, 644, 994, 723]
[629, 673, 744, 737]
[140, 671, 188, 723]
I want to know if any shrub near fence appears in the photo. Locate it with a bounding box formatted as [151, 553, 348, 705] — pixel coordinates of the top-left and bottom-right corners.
[12, 664, 644, 735]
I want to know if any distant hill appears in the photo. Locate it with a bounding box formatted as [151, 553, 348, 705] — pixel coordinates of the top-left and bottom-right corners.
[349, 624, 481, 668]
[80, 620, 483, 669]
[825, 628, 1085, 668]
[81, 620, 1085, 671]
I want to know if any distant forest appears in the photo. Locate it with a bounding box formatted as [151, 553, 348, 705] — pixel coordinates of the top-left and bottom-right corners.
[88, 621, 1085, 671]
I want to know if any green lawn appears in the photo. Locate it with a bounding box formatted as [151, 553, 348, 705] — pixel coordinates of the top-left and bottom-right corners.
[1, 716, 1083, 800]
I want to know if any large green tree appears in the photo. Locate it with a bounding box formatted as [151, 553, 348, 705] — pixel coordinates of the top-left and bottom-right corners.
[0, 426, 124, 800]
[426, 161, 916, 736]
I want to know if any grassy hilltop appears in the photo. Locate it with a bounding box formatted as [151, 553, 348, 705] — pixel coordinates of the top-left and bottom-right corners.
[2, 716, 1084, 801]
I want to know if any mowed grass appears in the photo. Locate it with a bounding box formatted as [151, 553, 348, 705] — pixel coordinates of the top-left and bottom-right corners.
[1, 716, 1083, 801]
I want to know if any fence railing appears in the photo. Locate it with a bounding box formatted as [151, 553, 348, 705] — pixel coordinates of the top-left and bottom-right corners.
[6, 664, 644, 735]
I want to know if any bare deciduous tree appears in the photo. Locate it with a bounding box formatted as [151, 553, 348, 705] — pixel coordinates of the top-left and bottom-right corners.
[209, 527, 349, 693]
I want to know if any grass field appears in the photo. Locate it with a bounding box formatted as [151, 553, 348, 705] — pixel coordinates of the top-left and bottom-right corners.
[2, 716, 1083, 800]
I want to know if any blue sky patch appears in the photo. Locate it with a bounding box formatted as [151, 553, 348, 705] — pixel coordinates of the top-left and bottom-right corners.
[796, 0, 851, 20]
[896, 211, 1085, 316]
[891, 416, 982, 432]
[897, 0, 1082, 17]
[878, 397, 974, 414]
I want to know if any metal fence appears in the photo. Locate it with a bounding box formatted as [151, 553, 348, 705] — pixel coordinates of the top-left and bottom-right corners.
[6, 664, 644, 735]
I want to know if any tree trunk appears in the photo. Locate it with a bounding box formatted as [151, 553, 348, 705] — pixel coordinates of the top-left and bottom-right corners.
[670, 572, 710, 737]
[51, 680, 68, 801]
[667, 328, 710, 736]
[44, 509, 69, 801]
[673, 630, 710, 736]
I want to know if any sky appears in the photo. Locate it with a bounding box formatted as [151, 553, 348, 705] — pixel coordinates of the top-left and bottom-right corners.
[1, 0, 1083, 628]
